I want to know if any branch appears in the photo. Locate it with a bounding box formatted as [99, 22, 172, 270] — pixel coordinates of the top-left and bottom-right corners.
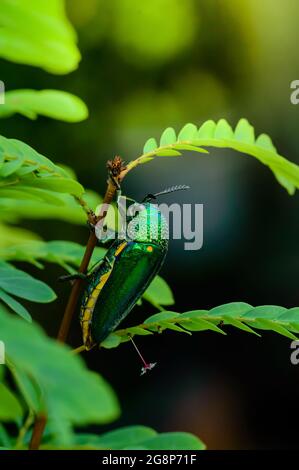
[29, 414, 47, 450]
[29, 156, 126, 450]
[57, 156, 125, 342]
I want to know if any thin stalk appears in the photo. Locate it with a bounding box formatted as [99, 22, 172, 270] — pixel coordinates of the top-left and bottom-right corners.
[71, 344, 86, 355]
[29, 156, 126, 450]
[29, 414, 47, 450]
[15, 409, 35, 449]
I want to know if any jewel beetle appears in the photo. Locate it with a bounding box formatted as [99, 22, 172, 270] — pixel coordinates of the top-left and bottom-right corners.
[61, 185, 189, 351]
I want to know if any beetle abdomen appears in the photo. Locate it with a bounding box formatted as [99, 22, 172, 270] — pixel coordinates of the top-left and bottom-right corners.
[80, 269, 112, 349]
[90, 241, 167, 345]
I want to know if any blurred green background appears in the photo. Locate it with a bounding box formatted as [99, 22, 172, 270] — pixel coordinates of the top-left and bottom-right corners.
[1, 0, 299, 449]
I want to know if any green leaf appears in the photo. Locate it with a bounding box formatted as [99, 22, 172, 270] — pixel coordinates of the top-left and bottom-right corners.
[278, 307, 299, 322]
[0, 424, 12, 447]
[136, 119, 299, 194]
[173, 143, 208, 154]
[0, 305, 120, 425]
[255, 319, 297, 340]
[125, 327, 153, 336]
[222, 316, 260, 336]
[0, 261, 56, 303]
[160, 127, 177, 146]
[0, 90, 88, 122]
[155, 149, 182, 157]
[181, 316, 226, 335]
[0, 240, 107, 274]
[102, 303, 299, 349]
[0, 188, 64, 206]
[178, 123, 198, 140]
[256, 133, 276, 151]
[143, 275, 174, 306]
[100, 334, 122, 349]
[135, 432, 206, 450]
[43, 428, 205, 451]
[19, 176, 84, 196]
[0, 155, 24, 176]
[41, 418, 73, 448]
[234, 118, 255, 144]
[8, 361, 42, 412]
[0, 288, 32, 321]
[143, 138, 158, 154]
[209, 302, 253, 317]
[0, 0, 81, 74]
[241, 305, 287, 320]
[0, 190, 101, 226]
[144, 311, 180, 324]
[44, 415, 74, 447]
[75, 426, 157, 450]
[0, 135, 85, 200]
[161, 322, 191, 334]
[197, 120, 216, 138]
[214, 118, 234, 139]
[0, 382, 23, 422]
[278, 308, 299, 333]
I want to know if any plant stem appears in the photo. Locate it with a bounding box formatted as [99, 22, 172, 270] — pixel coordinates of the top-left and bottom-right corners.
[29, 414, 47, 450]
[56, 230, 98, 342]
[29, 156, 126, 450]
[71, 344, 86, 355]
[57, 159, 125, 342]
[15, 409, 34, 449]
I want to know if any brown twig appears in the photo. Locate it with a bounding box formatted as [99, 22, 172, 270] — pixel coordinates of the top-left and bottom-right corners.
[29, 156, 126, 450]
[58, 156, 125, 342]
[29, 414, 47, 450]
[56, 231, 97, 342]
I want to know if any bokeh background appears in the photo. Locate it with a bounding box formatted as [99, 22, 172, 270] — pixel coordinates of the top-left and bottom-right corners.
[1, 0, 299, 449]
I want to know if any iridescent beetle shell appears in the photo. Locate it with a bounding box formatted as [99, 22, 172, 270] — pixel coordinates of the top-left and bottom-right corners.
[80, 202, 168, 349]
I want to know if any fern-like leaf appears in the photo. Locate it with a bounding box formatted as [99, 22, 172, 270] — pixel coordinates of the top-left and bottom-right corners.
[0, 90, 88, 122]
[100, 302, 299, 349]
[0, 190, 101, 225]
[0, 0, 80, 74]
[0, 135, 84, 198]
[136, 119, 299, 194]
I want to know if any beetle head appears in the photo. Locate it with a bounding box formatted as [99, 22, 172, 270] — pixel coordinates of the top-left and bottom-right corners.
[127, 202, 168, 244]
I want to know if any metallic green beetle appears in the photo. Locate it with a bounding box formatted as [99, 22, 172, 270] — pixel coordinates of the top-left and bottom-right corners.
[61, 185, 188, 354]
[80, 200, 169, 350]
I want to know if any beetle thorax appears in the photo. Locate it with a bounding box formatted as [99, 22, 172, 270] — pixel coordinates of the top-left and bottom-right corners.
[127, 203, 168, 244]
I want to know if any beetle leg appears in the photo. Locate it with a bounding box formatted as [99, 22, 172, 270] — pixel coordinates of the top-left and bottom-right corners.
[58, 273, 89, 283]
[106, 258, 113, 269]
[102, 255, 113, 269]
[87, 253, 113, 275]
[108, 170, 121, 190]
[91, 254, 113, 271]
[87, 258, 104, 273]
[87, 219, 95, 233]
[84, 207, 97, 233]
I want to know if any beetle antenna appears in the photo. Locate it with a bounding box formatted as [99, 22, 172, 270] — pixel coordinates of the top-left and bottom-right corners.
[129, 336, 157, 375]
[154, 184, 190, 197]
[143, 184, 190, 202]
